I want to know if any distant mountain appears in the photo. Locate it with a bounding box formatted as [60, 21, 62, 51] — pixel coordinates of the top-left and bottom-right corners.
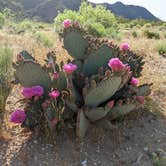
[0, 0, 159, 22]
[103, 2, 159, 21]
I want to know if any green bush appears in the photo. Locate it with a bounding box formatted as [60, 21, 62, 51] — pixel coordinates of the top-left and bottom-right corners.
[143, 30, 160, 39]
[132, 31, 138, 38]
[0, 46, 13, 111]
[144, 23, 151, 28]
[35, 32, 54, 48]
[0, 12, 5, 28]
[54, 2, 117, 38]
[156, 41, 166, 55]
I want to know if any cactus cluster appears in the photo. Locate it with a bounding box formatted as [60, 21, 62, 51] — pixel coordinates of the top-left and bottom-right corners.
[11, 21, 152, 138]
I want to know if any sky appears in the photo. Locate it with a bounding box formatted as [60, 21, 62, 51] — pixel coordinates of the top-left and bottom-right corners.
[89, 0, 166, 21]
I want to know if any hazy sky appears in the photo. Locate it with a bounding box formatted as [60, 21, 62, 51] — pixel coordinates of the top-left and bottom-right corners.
[89, 0, 166, 21]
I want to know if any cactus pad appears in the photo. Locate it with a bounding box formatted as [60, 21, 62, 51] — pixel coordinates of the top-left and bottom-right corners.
[76, 109, 90, 138]
[15, 61, 51, 90]
[84, 76, 122, 107]
[108, 103, 138, 120]
[63, 31, 88, 60]
[85, 107, 109, 122]
[82, 45, 114, 76]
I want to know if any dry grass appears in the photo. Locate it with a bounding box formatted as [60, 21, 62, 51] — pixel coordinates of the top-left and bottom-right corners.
[0, 25, 165, 141]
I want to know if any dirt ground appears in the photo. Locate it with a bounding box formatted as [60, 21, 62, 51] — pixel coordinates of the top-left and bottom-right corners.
[0, 30, 166, 166]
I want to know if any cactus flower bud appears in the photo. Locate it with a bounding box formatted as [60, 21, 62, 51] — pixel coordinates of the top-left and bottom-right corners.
[136, 96, 145, 105]
[108, 100, 114, 109]
[120, 42, 130, 51]
[49, 90, 60, 99]
[53, 72, 59, 80]
[63, 19, 72, 28]
[130, 77, 139, 86]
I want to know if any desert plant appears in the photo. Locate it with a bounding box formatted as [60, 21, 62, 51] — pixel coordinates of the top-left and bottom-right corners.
[156, 41, 166, 56]
[11, 21, 152, 138]
[35, 32, 54, 48]
[0, 12, 5, 28]
[132, 31, 138, 38]
[55, 2, 117, 38]
[0, 46, 13, 111]
[143, 30, 160, 39]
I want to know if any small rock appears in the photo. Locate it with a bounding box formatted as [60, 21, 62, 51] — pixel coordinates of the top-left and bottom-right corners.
[33, 140, 38, 144]
[144, 147, 148, 151]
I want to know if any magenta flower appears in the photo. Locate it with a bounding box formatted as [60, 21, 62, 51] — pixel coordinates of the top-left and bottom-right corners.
[130, 77, 139, 86]
[120, 42, 130, 51]
[53, 72, 59, 80]
[31, 86, 44, 97]
[17, 54, 23, 61]
[22, 87, 34, 99]
[49, 90, 60, 99]
[63, 19, 72, 28]
[108, 58, 126, 72]
[107, 100, 114, 109]
[136, 96, 145, 105]
[63, 63, 77, 74]
[10, 110, 27, 124]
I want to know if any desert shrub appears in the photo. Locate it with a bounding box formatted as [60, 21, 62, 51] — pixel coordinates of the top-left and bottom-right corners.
[143, 30, 160, 39]
[132, 31, 138, 38]
[17, 20, 34, 31]
[35, 32, 54, 48]
[88, 23, 106, 37]
[54, 2, 117, 38]
[0, 12, 5, 28]
[10, 22, 152, 138]
[0, 46, 13, 111]
[144, 23, 151, 28]
[156, 41, 166, 55]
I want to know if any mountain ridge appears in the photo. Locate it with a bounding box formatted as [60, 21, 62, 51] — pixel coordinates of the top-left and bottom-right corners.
[0, 0, 159, 22]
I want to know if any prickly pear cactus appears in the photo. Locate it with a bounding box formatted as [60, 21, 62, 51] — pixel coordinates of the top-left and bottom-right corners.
[60, 20, 152, 138]
[10, 21, 152, 139]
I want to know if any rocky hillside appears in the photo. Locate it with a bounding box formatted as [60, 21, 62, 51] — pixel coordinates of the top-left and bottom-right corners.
[0, 0, 159, 22]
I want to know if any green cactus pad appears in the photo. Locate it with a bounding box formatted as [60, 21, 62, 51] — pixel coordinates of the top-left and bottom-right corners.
[63, 31, 88, 59]
[137, 84, 152, 96]
[15, 61, 51, 90]
[76, 109, 90, 138]
[82, 45, 114, 76]
[52, 71, 67, 90]
[84, 76, 122, 107]
[85, 107, 109, 122]
[19, 50, 34, 60]
[108, 103, 138, 120]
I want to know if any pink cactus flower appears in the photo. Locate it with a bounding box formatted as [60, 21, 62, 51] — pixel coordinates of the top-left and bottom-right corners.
[31, 86, 44, 97]
[53, 72, 59, 80]
[63, 19, 72, 28]
[17, 54, 23, 61]
[49, 90, 60, 99]
[130, 77, 139, 86]
[22, 87, 34, 99]
[108, 100, 114, 109]
[63, 63, 77, 74]
[120, 42, 130, 51]
[108, 58, 126, 72]
[136, 96, 145, 105]
[10, 110, 26, 124]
